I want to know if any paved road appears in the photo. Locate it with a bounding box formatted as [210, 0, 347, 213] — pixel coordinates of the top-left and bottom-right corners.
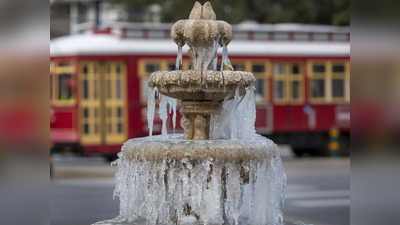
[50, 153, 349, 225]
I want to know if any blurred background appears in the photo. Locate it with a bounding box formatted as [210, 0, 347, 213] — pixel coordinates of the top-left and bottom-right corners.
[2, 0, 400, 224]
[48, 1, 351, 225]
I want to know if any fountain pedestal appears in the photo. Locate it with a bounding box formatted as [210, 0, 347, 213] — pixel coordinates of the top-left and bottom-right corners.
[180, 101, 221, 140]
[149, 70, 255, 140]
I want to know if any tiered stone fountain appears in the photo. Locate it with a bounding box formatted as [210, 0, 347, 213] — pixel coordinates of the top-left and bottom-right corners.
[95, 2, 297, 225]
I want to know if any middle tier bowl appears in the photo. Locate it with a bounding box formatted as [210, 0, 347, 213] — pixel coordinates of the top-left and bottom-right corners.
[149, 70, 256, 101]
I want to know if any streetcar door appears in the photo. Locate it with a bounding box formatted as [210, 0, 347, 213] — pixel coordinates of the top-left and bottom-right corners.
[79, 61, 128, 146]
[80, 62, 102, 145]
[103, 62, 128, 145]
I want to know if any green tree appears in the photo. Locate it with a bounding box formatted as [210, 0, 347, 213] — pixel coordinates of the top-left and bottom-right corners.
[116, 0, 349, 26]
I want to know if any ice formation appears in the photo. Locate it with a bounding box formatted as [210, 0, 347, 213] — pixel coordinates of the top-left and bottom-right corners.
[220, 39, 234, 71]
[147, 87, 157, 137]
[109, 134, 286, 225]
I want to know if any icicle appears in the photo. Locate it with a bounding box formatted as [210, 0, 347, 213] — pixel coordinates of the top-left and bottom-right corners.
[176, 45, 182, 70]
[147, 87, 157, 137]
[244, 86, 256, 139]
[221, 39, 234, 71]
[226, 163, 243, 225]
[213, 54, 218, 70]
[159, 95, 168, 138]
[231, 87, 245, 140]
[166, 97, 177, 133]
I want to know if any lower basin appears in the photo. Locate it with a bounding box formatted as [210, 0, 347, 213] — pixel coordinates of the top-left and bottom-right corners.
[95, 134, 287, 225]
[94, 217, 311, 225]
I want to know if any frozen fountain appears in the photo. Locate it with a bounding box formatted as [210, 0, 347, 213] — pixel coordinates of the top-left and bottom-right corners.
[95, 2, 299, 225]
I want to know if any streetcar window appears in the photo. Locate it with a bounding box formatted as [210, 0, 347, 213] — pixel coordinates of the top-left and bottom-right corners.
[58, 74, 73, 100]
[83, 124, 89, 134]
[83, 66, 88, 74]
[309, 61, 349, 103]
[274, 80, 285, 100]
[83, 79, 89, 99]
[274, 63, 285, 75]
[312, 79, 325, 98]
[117, 107, 122, 117]
[333, 65, 345, 73]
[117, 123, 123, 133]
[168, 63, 181, 70]
[273, 62, 303, 104]
[107, 79, 112, 99]
[168, 64, 175, 70]
[292, 64, 300, 74]
[252, 64, 265, 73]
[332, 79, 345, 97]
[83, 108, 89, 118]
[58, 62, 72, 67]
[233, 64, 245, 71]
[255, 79, 265, 101]
[145, 64, 160, 73]
[116, 79, 122, 99]
[292, 80, 300, 100]
[116, 65, 121, 74]
[313, 65, 325, 73]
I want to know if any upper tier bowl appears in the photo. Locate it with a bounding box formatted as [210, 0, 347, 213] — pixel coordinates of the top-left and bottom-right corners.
[149, 70, 255, 101]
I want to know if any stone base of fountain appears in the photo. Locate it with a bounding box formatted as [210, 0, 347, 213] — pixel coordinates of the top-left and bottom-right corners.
[94, 218, 309, 225]
[93, 134, 287, 225]
[122, 134, 272, 162]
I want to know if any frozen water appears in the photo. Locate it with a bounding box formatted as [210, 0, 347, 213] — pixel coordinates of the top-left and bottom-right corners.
[166, 97, 177, 133]
[176, 45, 182, 70]
[99, 134, 286, 225]
[147, 87, 157, 137]
[209, 87, 255, 140]
[186, 35, 220, 71]
[159, 95, 169, 138]
[221, 39, 234, 71]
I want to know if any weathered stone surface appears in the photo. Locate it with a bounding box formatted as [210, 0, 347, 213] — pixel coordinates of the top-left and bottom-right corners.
[188, 1, 203, 19]
[170, 1, 232, 67]
[149, 70, 255, 102]
[122, 134, 275, 162]
[202, 2, 216, 20]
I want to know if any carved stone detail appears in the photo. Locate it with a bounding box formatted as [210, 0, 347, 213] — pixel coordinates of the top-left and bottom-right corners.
[181, 115, 194, 140]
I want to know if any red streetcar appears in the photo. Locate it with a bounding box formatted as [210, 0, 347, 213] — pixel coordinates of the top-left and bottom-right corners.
[50, 23, 350, 159]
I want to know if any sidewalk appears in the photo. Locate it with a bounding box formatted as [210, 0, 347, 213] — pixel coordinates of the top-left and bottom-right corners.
[52, 164, 117, 179]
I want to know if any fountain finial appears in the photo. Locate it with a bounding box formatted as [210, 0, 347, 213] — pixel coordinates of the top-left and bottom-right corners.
[189, 1, 216, 20]
[171, 2, 232, 70]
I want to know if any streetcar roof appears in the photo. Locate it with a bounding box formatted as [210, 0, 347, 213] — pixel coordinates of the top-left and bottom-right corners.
[50, 34, 350, 57]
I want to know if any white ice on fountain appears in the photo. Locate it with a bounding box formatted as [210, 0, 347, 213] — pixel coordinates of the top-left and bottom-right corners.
[220, 39, 234, 71]
[209, 87, 255, 140]
[158, 95, 178, 138]
[109, 134, 286, 225]
[147, 87, 157, 137]
[167, 97, 177, 133]
[187, 35, 223, 71]
[176, 46, 183, 70]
